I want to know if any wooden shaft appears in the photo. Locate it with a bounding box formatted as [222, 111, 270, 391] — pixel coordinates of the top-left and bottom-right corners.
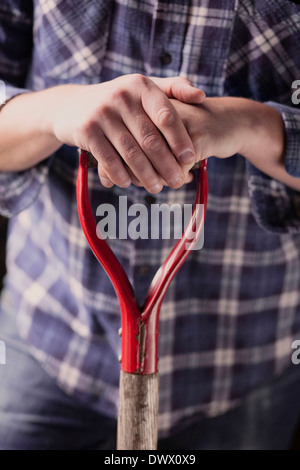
[117, 371, 159, 450]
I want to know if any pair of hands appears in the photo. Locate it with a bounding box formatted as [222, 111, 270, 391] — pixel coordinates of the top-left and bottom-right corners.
[50, 74, 278, 193]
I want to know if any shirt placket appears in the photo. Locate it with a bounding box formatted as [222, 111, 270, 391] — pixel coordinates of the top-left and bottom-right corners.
[146, 0, 190, 77]
[180, 0, 238, 96]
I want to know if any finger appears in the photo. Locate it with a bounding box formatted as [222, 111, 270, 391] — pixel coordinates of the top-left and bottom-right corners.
[97, 163, 114, 188]
[122, 108, 187, 189]
[184, 170, 194, 185]
[88, 130, 132, 188]
[124, 163, 165, 189]
[125, 165, 143, 187]
[151, 76, 206, 104]
[100, 112, 164, 194]
[141, 80, 197, 167]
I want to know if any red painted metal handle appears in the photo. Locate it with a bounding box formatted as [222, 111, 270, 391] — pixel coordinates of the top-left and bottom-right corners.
[76, 151, 141, 372]
[140, 159, 207, 373]
[76, 150, 208, 374]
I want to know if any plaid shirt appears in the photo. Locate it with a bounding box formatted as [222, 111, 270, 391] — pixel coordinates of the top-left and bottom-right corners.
[1, 0, 300, 436]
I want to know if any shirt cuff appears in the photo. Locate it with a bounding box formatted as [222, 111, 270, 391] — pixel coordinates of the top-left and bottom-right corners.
[4, 84, 31, 102]
[0, 162, 52, 218]
[0, 83, 52, 217]
[247, 102, 300, 234]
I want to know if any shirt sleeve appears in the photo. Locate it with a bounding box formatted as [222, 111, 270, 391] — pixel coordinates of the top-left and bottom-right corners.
[0, 1, 52, 218]
[246, 102, 300, 234]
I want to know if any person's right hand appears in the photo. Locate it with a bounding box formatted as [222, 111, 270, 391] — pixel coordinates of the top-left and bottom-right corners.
[50, 74, 205, 193]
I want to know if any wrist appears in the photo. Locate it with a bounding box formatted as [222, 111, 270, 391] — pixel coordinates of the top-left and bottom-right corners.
[42, 84, 85, 142]
[238, 99, 285, 171]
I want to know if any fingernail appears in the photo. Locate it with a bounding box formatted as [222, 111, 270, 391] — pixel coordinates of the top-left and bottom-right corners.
[150, 182, 163, 193]
[179, 150, 195, 164]
[120, 179, 132, 188]
[100, 176, 114, 187]
[170, 175, 183, 187]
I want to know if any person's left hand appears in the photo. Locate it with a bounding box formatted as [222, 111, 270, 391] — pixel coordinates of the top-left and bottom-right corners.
[131, 95, 287, 190]
[171, 96, 286, 182]
[130, 96, 251, 188]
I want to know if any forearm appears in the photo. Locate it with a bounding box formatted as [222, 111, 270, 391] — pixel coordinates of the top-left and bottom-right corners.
[0, 76, 205, 194]
[174, 97, 300, 192]
[0, 86, 78, 171]
[233, 98, 300, 192]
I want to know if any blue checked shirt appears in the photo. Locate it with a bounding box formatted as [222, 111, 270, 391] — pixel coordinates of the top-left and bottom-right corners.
[1, 0, 300, 436]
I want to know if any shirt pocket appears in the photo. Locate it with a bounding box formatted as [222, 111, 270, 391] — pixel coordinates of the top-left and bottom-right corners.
[239, 0, 300, 19]
[256, 0, 300, 21]
[33, 0, 113, 86]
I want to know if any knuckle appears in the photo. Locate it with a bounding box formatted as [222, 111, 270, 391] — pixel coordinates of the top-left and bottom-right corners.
[179, 76, 190, 85]
[132, 73, 149, 88]
[101, 158, 128, 184]
[97, 102, 110, 116]
[142, 133, 162, 152]
[98, 151, 118, 169]
[119, 133, 135, 151]
[119, 134, 140, 162]
[93, 103, 112, 122]
[136, 115, 152, 135]
[126, 147, 140, 163]
[164, 167, 182, 185]
[136, 115, 163, 152]
[78, 106, 110, 138]
[156, 106, 176, 127]
[76, 118, 96, 140]
[113, 88, 132, 108]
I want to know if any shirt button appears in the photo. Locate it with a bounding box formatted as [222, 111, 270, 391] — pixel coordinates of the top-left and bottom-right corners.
[159, 51, 172, 66]
[144, 195, 157, 205]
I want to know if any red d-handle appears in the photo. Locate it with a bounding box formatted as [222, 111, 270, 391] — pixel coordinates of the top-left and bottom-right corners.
[76, 150, 208, 374]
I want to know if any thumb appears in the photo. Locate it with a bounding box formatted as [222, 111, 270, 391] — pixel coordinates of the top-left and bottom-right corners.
[151, 76, 206, 104]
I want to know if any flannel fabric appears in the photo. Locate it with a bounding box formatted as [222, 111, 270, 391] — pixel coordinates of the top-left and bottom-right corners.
[0, 0, 300, 436]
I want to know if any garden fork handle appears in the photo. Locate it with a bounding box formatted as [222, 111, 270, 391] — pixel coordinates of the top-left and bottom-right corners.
[117, 371, 159, 450]
[77, 150, 208, 450]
